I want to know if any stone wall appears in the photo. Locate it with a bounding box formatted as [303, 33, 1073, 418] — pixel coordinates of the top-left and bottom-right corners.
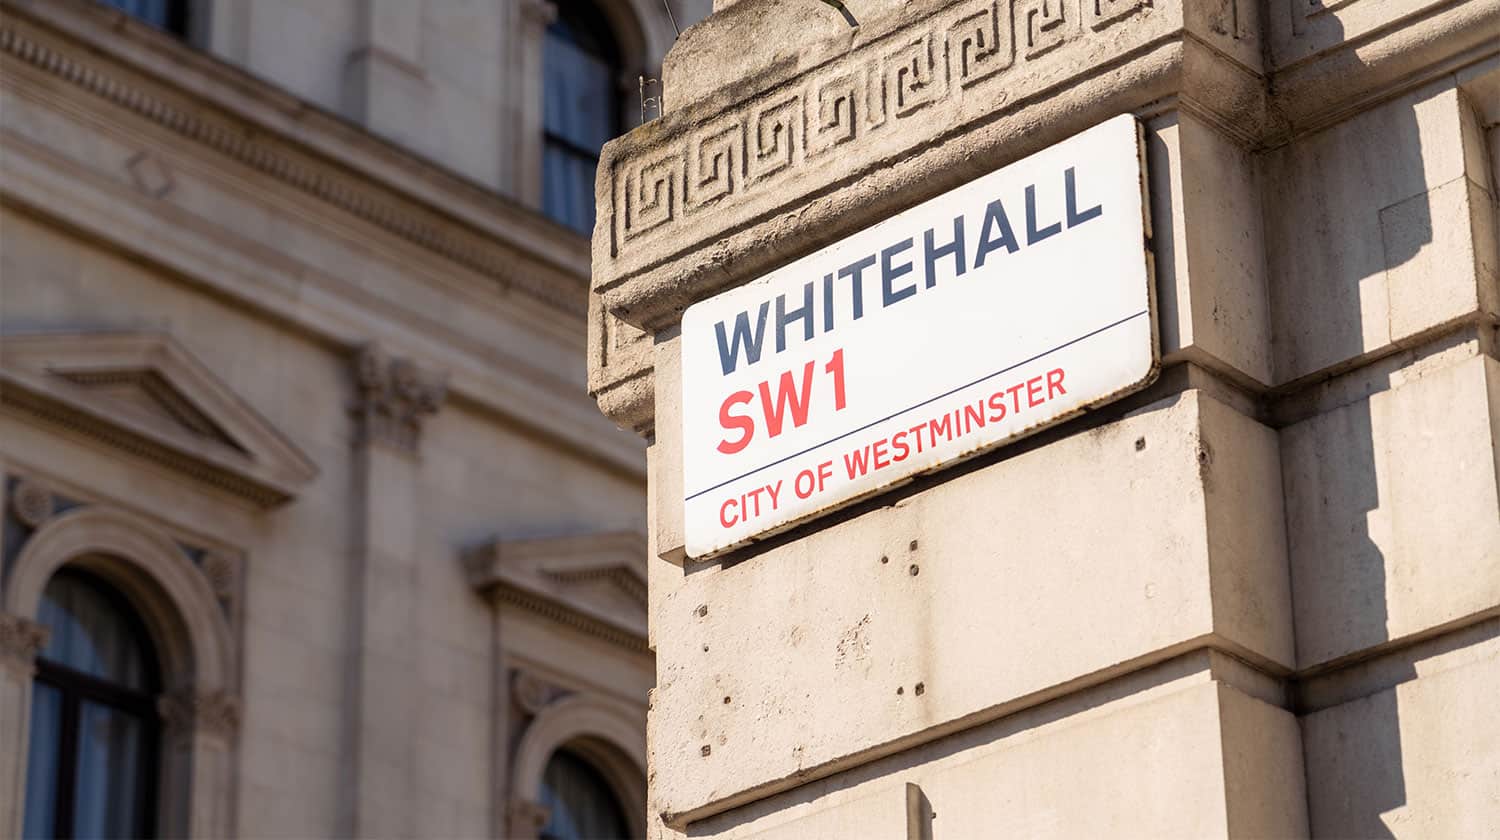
[589, 0, 1500, 836]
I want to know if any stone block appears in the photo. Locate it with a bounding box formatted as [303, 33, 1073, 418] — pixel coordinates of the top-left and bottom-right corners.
[1282, 350, 1500, 669]
[1302, 624, 1500, 838]
[647, 389, 1292, 819]
[689, 664, 1305, 838]
[1147, 110, 1273, 386]
[1264, 82, 1495, 384]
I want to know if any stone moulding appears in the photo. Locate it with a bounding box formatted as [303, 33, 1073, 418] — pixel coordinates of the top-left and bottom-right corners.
[0, 332, 318, 508]
[585, 0, 1498, 434]
[463, 532, 650, 653]
[591, 0, 1258, 326]
[0, 6, 587, 317]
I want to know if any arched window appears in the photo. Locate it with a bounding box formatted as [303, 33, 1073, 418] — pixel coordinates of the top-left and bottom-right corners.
[538, 748, 630, 840]
[22, 569, 161, 840]
[97, 0, 190, 36]
[542, 0, 624, 234]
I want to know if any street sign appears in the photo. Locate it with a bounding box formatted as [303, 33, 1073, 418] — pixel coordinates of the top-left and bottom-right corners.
[680, 114, 1156, 558]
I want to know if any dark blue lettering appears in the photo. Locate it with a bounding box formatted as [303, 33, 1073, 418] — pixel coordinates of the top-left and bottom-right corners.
[923, 216, 966, 287]
[1065, 167, 1103, 227]
[775, 281, 816, 353]
[881, 238, 916, 306]
[974, 198, 1019, 268]
[1026, 183, 1062, 245]
[714, 302, 770, 376]
[837, 255, 875, 321]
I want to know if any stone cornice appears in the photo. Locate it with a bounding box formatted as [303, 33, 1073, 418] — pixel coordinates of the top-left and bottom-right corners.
[463, 532, 650, 653]
[592, 0, 1261, 330]
[585, 0, 1499, 433]
[0, 0, 589, 315]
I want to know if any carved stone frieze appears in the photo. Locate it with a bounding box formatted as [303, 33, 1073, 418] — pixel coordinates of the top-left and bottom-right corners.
[351, 345, 448, 454]
[158, 687, 241, 740]
[0, 11, 588, 316]
[10, 478, 55, 529]
[0, 613, 49, 675]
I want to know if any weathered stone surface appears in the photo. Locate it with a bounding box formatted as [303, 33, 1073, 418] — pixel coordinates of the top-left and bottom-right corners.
[1301, 622, 1500, 838]
[1263, 82, 1498, 385]
[648, 389, 1291, 819]
[1282, 346, 1500, 670]
[686, 657, 1305, 838]
[595, 0, 1263, 334]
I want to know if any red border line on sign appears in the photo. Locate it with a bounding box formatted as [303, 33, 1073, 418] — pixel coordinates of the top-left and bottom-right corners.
[684, 309, 1150, 502]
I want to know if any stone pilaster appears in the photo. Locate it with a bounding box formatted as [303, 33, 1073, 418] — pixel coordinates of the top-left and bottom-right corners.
[339, 344, 446, 838]
[0, 614, 47, 839]
[512, 0, 558, 209]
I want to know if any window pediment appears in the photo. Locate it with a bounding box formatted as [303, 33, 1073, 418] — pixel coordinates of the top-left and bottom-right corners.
[0, 332, 317, 508]
[464, 532, 648, 649]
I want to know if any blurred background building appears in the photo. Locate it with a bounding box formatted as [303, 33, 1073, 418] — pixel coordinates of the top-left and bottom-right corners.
[0, 0, 709, 837]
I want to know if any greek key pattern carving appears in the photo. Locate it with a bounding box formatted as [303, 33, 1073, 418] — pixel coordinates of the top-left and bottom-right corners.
[608, 0, 1153, 255]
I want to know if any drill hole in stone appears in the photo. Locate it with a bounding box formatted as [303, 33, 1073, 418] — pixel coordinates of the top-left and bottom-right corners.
[909, 564, 920, 577]
[914, 682, 926, 696]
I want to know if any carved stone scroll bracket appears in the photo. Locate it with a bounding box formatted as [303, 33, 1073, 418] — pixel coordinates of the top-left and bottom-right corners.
[350, 344, 448, 454]
[158, 687, 241, 742]
[0, 613, 49, 676]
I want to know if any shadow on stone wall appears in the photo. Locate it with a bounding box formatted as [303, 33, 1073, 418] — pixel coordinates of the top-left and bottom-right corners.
[1292, 11, 1432, 835]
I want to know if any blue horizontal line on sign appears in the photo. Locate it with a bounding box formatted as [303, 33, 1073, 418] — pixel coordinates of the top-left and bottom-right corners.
[684, 309, 1150, 502]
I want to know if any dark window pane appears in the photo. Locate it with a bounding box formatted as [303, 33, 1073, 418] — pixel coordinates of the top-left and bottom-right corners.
[541, 1, 619, 232]
[544, 146, 599, 234]
[72, 702, 146, 840]
[97, 0, 187, 35]
[543, 34, 616, 151]
[38, 572, 151, 691]
[538, 749, 630, 840]
[21, 683, 63, 840]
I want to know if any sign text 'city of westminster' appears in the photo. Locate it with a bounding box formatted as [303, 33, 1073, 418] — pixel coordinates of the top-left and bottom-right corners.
[680, 115, 1157, 558]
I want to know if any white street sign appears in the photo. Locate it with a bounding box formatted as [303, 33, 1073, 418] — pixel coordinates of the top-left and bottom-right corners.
[680, 114, 1156, 558]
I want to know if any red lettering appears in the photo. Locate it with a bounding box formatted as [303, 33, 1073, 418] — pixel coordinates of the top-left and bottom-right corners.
[1047, 367, 1067, 398]
[844, 446, 872, 478]
[1026, 375, 1045, 408]
[872, 439, 891, 470]
[719, 498, 738, 529]
[717, 391, 755, 454]
[987, 392, 1007, 422]
[891, 431, 910, 462]
[964, 401, 985, 433]
[927, 414, 952, 448]
[907, 423, 927, 453]
[825, 349, 847, 411]
[760, 361, 816, 438]
[1007, 383, 1026, 413]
